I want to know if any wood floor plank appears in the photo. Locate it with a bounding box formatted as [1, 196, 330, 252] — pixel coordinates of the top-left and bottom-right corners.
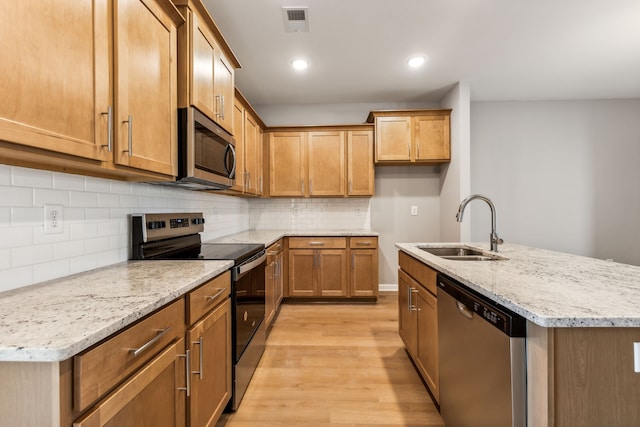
[216, 293, 444, 426]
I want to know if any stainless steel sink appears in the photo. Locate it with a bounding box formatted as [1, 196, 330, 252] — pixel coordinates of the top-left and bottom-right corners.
[417, 246, 507, 261]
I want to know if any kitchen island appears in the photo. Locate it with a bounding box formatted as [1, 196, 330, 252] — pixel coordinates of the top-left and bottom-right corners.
[397, 242, 640, 427]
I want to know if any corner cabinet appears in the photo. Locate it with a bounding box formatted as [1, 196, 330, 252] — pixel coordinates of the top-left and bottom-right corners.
[0, 0, 184, 181]
[174, 0, 240, 134]
[367, 109, 451, 164]
[266, 125, 374, 198]
[286, 236, 378, 299]
[398, 251, 439, 403]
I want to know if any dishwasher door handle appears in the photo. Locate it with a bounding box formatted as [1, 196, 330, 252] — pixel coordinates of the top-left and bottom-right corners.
[456, 301, 474, 319]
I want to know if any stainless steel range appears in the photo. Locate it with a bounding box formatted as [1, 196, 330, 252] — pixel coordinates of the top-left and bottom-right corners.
[131, 212, 266, 411]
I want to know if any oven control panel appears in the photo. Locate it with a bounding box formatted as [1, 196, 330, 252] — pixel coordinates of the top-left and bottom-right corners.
[131, 212, 205, 243]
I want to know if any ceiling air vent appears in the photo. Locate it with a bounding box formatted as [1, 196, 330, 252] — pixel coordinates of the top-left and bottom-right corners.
[282, 7, 309, 32]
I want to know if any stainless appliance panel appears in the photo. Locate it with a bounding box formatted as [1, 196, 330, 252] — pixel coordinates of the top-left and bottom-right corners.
[437, 275, 526, 427]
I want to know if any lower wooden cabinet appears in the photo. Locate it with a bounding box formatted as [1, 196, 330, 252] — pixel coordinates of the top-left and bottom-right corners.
[286, 236, 378, 299]
[398, 251, 439, 402]
[73, 338, 187, 427]
[186, 298, 232, 427]
[265, 240, 284, 330]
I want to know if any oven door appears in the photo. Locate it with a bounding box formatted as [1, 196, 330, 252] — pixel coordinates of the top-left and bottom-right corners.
[232, 252, 266, 362]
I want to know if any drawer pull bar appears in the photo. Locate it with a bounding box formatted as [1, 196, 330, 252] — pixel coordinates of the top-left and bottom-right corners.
[356, 242, 372, 246]
[205, 288, 227, 302]
[309, 242, 324, 246]
[128, 327, 170, 357]
[178, 349, 191, 397]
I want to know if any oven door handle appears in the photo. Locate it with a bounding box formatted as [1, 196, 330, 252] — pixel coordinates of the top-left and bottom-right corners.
[234, 252, 267, 278]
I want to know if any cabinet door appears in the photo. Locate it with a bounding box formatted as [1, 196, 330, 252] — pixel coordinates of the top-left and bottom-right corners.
[398, 270, 418, 356]
[213, 50, 234, 133]
[350, 250, 378, 297]
[244, 113, 260, 195]
[114, 0, 178, 176]
[375, 116, 411, 161]
[416, 287, 439, 402]
[288, 250, 316, 297]
[307, 131, 345, 196]
[190, 11, 216, 119]
[265, 256, 276, 329]
[347, 130, 375, 196]
[414, 114, 450, 161]
[187, 298, 232, 427]
[0, 0, 110, 161]
[269, 132, 306, 197]
[231, 99, 246, 192]
[73, 339, 186, 427]
[317, 250, 348, 297]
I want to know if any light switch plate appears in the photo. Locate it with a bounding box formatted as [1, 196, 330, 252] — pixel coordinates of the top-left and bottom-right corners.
[411, 206, 418, 216]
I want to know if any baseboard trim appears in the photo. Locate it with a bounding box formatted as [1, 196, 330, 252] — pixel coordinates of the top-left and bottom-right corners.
[379, 283, 398, 292]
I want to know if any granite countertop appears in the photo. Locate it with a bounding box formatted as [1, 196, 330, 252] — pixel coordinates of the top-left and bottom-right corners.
[0, 260, 232, 362]
[396, 242, 640, 328]
[0, 228, 377, 363]
[209, 228, 379, 247]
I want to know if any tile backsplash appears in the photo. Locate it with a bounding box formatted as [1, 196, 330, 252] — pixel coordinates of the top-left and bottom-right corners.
[0, 165, 372, 292]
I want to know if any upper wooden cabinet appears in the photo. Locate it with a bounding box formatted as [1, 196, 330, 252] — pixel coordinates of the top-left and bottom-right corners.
[267, 125, 374, 198]
[230, 90, 265, 196]
[367, 109, 451, 164]
[0, 0, 183, 180]
[174, 0, 240, 134]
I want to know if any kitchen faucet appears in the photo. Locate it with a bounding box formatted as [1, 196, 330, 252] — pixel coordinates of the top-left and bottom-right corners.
[456, 194, 504, 252]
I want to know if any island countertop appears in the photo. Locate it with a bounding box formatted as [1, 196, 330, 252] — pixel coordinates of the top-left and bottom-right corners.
[396, 242, 640, 328]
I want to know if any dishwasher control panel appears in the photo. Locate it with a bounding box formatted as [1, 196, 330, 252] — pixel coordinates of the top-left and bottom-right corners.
[438, 274, 526, 337]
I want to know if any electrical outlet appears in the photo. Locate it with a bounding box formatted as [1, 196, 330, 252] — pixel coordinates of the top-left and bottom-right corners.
[44, 205, 64, 234]
[411, 206, 418, 216]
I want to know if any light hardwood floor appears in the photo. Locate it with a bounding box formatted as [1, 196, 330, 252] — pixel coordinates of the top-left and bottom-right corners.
[216, 292, 444, 426]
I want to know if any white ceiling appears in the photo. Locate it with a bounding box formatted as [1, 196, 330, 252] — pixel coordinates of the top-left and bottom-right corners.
[203, 0, 640, 107]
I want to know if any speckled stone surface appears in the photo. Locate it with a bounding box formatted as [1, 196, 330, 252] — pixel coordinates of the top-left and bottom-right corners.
[0, 260, 232, 362]
[397, 242, 640, 328]
[209, 229, 379, 247]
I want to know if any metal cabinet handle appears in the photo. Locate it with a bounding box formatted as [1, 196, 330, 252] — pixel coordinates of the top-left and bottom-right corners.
[456, 301, 474, 319]
[221, 95, 225, 120]
[356, 242, 372, 246]
[128, 327, 170, 357]
[417, 143, 420, 159]
[349, 180, 353, 195]
[178, 349, 191, 397]
[192, 337, 203, 379]
[260, 176, 263, 193]
[351, 253, 354, 269]
[309, 242, 324, 246]
[122, 115, 132, 157]
[101, 106, 113, 152]
[408, 140, 411, 158]
[301, 179, 305, 194]
[407, 285, 412, 312]
[205, 288, 227, 302]
[309, 179, 313, 194]
[215, 95, 221, 118]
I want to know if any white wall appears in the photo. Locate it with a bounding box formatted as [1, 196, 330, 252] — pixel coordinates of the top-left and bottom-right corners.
[470, 99, 640, 265]
[372, 166, 442, 286]
[0, 165, 250, 293]
[439, 82, 472, 242]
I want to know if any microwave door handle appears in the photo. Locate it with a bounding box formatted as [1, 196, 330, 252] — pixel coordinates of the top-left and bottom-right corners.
[225, 144, 237, 179]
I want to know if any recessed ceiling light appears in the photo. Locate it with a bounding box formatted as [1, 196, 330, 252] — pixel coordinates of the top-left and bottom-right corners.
[291, 59, 309, 70]
[408, 56, 426, 68]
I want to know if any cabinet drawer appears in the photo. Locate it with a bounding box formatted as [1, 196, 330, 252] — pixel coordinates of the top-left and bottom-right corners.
[288, 237, 347, 249]
[350, 236, 378, 249]
[398, 251, 438, 295]
[74, 299, 185, 412]
[186, 271, 231, 325]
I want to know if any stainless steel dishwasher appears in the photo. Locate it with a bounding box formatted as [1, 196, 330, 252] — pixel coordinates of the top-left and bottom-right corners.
[437, 274, 527, 427]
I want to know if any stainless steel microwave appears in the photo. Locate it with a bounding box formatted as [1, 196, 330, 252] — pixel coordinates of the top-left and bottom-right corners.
[174, 107, 236, 190]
